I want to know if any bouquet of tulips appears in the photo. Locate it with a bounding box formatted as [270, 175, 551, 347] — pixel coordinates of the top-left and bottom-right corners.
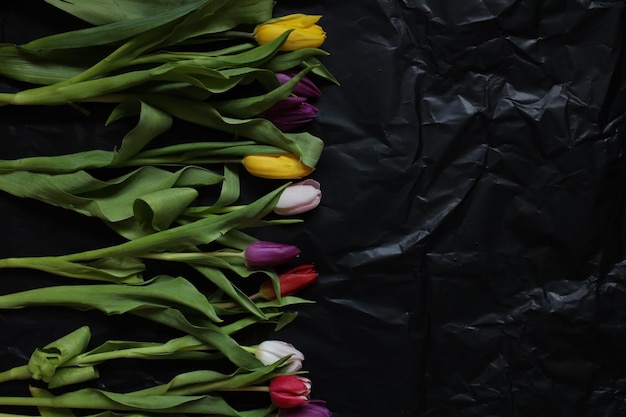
[0, 1, 335, 416]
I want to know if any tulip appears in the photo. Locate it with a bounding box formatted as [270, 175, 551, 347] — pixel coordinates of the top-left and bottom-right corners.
[258, 264, 319, 300]
[242, 154, 314, 180]
[261, 97, 318, 131]
[269, 375, 312, 408]
[280, 400, 332, 417]
[255, 340, 304, 373]
[276, 72, 322, 99]
[244, 241, 301, 268]
[274, 179, 321, 215]
[254, 14, 326, 51]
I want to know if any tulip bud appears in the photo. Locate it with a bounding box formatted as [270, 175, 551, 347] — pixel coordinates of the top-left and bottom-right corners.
[255, 340, 305, 373]
[279, 400, 332, 417]
[244, 241, 301, 268]
[276, 72, 322, 99]
[269, 375, 312, 408]
[261, 97, 318, 132]
[254, 14, 326, 51]
[274, 179, 321, 215]
[242, 154, 314, 180]
[259, 264, 319, 300]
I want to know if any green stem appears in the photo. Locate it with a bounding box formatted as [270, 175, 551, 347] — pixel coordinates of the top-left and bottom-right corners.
[128, 42, 255, 66]
[168, 384, 269, 396]
[214, 291, 262, 310]
[221, 31, 256, 40]
[120, 157, 243, 166]
[64, 340, 215, 368]
[140, 251, 244, 262]
[0, 413, 40, 417]
[0, 365, 31, 384]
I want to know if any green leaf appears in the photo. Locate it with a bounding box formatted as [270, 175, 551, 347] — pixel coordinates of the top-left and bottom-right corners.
[61, 182, 289, 259]
[133, 188, 200, 232]
[25, 1, 210, 51]
[275, 312, 299, 331]
[48, 366, 100, 389]
[127, 140, 287, 165]
[44, 0, 213, 26]
[212, 66, 315, 118]
[108, 101, 174, 165]
[304, 57, 341, 85]
[0, 166, 220, 224]
[262, 48, 330, 72]
[213, 163, 240, 208]
[134, 360, 286, 396]
[0, 256, 145, 283]
[216, 229, 257, 251]
[140, 95, 324, 168]
[30, 386, 77, 417]
[192, 265, 265, 320]
[0, 45, 89, 85]
[28, 326, 92, 383]
[0, 275, 221, 323]
[130, 307, 261, 369]
[0, 150, 114, 174]
[13, 387, 246, 416]
[69, 335, 219, 365]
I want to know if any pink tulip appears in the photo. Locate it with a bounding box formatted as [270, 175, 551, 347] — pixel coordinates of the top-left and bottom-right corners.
[255, 340, 304, 372]
[274, 179, 321, 215]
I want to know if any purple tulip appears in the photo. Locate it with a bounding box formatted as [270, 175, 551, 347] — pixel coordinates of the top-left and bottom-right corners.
[243, 241, 301, 268]
[279, 400, 332, 417]
[261, 97, 318, 131]
[276, 71, 322, 98]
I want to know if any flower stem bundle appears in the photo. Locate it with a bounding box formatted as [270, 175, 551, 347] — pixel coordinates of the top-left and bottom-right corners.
[0, 1, 335, 415]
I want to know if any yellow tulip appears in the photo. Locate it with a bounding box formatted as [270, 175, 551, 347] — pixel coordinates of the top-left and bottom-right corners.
[254, 14, 326, 51]
[242, 154, 314, 179]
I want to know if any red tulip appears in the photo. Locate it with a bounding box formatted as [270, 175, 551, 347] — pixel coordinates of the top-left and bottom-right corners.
[269, 375, 312, 408]
[259, 264, 319, 300]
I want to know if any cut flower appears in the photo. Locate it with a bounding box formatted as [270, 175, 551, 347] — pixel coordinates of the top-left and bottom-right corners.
[269, 375, 312, 408]
[242, 154, 314, 179]
[274, 179, 321, 215]
[280, 399, 332, 417]
[244, 241, 301, 268]
[254, 14, 326, 51]
[261, 97, 319, 132]
[259, 264, 319, 300]
[255, 340, 304, 373]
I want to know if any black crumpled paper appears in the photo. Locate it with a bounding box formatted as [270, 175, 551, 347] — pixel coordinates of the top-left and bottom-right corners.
[1, 1, 626, 416]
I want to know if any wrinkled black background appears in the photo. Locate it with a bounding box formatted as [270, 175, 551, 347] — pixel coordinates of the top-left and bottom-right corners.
[2, 1, 626, 416]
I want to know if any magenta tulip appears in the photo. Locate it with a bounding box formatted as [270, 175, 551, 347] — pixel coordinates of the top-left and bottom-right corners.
[276, 72, 322, 98]
[280, 400, 332, 417]
[261, 97, 318, 131]
[244, 241, 301, 268]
